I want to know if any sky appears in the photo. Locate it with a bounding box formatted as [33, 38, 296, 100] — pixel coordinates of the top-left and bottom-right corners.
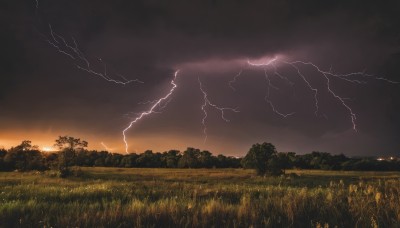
[0, 0, 399, 156]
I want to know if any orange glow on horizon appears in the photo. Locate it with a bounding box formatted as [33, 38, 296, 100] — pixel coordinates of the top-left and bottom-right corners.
[42, 146, 55, 152]
[0, 129, 247, 156]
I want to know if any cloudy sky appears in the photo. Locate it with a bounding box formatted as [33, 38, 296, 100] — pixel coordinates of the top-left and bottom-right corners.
[1, 0, 399, 156]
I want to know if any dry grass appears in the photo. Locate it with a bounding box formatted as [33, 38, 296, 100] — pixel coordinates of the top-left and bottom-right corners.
[0, 168, 400, 227]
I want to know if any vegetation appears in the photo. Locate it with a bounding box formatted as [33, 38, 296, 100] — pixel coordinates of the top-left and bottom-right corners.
[241, 142, 284, 176]
[54, 136, 88, 177]
[0, 139, 242, 175]
[1, 137, 400, 175]
[1, 137, 400, 226]
[1, 168, 400, 227]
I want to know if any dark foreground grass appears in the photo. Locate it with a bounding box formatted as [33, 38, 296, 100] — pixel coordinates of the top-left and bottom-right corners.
[1, 168, 400, 227]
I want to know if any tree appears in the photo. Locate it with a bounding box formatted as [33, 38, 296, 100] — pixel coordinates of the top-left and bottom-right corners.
[199, 150, 213, 168]
[54, 136, 88, 177]
[241, 142, 279, 176]
[54, 136, 88, 151]
[0, 149, 7, 171]
[216, 154, 229, 168]
[268, 152, 291, 175]
[16, 140, 36, 151]
[178, 148, 201, 168]
[163, 150, 181, 168]
[3, 140, 45, 171]
[120, 153, 139, 168]
[136, 150, 162, 168]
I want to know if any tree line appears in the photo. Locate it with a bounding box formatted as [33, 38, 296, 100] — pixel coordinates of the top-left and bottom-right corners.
[0, 138, 241, 174]
[0, 137, 399, 175]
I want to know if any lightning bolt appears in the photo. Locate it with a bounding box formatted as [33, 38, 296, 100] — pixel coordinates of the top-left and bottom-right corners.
[30, 0, 400, 153]
[246, 55, 399, 131]
[264, 69, 280, 92]
[198, 77, 239, 143]
[44, 25, 143, 85]
[287, 61, 360, 130]
[271, 63, 295, 86]
[100, 142, 111, 151]
[285, 60, 399, 130]
[264, 69, 295, 118]
[284, 61, 320, 116]
[122, 70, 180, 153]
[228, 69, 243, 91]
[137, 98, 172, 111]
[45, 25, 76, 60]
[247, 57, 278, 67]
[247, 57, 296, 117]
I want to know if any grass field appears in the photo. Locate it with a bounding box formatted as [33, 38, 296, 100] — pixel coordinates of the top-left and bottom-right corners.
[1, 168, 400, 227]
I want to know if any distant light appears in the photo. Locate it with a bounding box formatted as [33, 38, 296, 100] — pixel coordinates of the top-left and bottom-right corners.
[42, 146, 54, 152]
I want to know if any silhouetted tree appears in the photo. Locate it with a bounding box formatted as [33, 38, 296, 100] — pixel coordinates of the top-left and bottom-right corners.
[136, 150, 162, 167]
[216, 154, 229, 168]
[54, 136, 88, 177]
[273, 152, 294, 174]
[121, 153, 139, 168]
[0, 149, 7, 171]
[54, 136, 88, 151]
[163, 150, 181, 168]
[3, 141, 45, 171]
[178, 148, 201, 168]
[199, 150, 213, 168]
[111, 153, 123, 167]
[43, 152, 59, 169]
[242, 142, 279, 176]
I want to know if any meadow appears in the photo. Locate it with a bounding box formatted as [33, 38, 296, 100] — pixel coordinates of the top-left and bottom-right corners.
[1, 168, 400, 227]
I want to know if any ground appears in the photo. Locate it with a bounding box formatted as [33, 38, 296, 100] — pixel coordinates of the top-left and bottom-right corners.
[1, 168, 399, 227]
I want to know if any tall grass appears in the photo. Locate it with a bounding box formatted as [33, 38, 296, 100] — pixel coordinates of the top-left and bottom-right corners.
[0, 168, 399, 227]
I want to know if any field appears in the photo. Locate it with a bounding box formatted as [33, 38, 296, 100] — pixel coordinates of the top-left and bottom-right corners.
[1, 168, 400, 227]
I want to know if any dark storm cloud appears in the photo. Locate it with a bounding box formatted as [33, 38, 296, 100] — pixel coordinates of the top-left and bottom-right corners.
[1, 0, 399, 155]
[25, 0, 398, 64]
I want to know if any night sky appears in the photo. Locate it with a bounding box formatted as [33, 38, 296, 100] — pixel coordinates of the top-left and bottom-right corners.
[1, 0, 399, 156]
